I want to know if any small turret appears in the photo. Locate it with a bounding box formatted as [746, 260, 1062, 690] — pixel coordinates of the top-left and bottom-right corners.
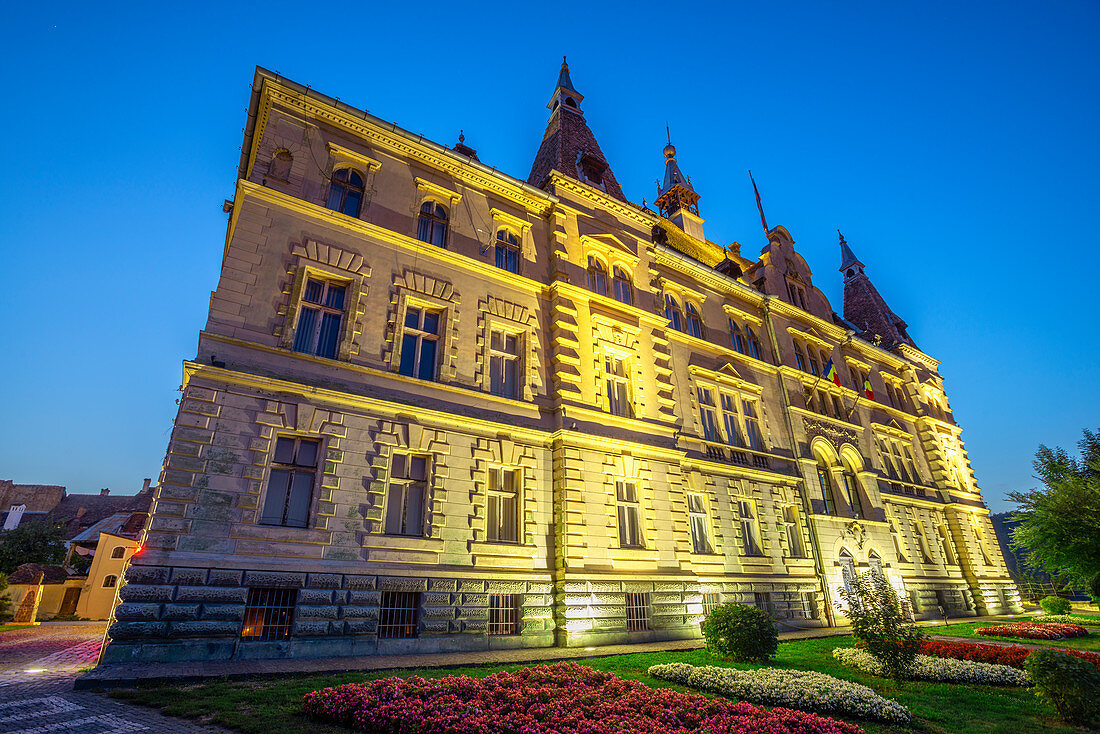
[654, 131, 705, 240]
[838, 230, 916, 348]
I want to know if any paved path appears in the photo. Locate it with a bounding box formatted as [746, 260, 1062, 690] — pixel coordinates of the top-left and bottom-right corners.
[78, 613, 1022, 689]
[0, 622, 221, 733]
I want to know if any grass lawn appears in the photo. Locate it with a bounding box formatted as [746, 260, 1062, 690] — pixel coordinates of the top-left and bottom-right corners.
[0, 623, 35, 633]
[108, 635, 1071, 734]
[933, 617, 1100, 651]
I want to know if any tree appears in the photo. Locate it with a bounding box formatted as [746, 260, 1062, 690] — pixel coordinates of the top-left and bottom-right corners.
[836, 569, 925, 679]
[1009, 429, 1100, 588]
[0, 521, 66, 575]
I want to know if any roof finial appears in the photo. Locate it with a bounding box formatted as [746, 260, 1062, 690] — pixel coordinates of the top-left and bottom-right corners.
[458, 129, 465, 144]
[666, 123, 671, 145]
[837, 228, 845, 245]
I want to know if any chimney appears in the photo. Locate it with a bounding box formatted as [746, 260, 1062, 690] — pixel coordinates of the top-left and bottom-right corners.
[141, 478, 151, 494]
[100, 488, 110, 496]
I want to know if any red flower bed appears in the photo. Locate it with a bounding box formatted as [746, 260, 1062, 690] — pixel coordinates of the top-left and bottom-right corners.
[975, 622, 1088, 640]
[302, 661, 864, 734]
[918, 639, 1100, 671]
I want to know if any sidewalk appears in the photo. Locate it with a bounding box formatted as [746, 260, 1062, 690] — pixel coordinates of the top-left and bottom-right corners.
[75, 612, 1019, 689]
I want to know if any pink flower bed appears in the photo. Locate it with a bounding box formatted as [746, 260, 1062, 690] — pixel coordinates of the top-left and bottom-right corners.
[302, 661, 863, 734]
[975, 622, 1088, 640]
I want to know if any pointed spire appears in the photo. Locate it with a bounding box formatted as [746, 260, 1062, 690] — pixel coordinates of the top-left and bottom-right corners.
[838, 229, 863, 274]
[656, 130, 699, 217]
[839, 232, 916, 348]
[527, 58, 625, 201]
[547, 55, 584, 112]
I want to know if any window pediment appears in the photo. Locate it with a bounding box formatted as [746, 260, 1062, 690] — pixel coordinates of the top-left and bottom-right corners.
[328, 142, 382, 172]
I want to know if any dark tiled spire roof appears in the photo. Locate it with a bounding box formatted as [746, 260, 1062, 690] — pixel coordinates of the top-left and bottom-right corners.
[526, 58, 626, 202]
[839, 231, 915, 348]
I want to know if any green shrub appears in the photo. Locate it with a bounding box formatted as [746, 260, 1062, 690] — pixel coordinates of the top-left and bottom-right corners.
[1040, 595, 1072, 615]
[1087, 573, 1100, 609]
[701, 602, 778, 662]
[1023, 649, 1100, 727]
[0, 573, 9, 622]
[836, 570, 925, 679]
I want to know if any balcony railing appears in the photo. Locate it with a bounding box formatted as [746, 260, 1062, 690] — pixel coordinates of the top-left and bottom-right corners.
[702, 441, 770, 469]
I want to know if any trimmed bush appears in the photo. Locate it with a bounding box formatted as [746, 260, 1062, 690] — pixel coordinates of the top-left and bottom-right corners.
[1040, 595, 1072, 615]
[1024, 649, 1100, 727]
[701, 602, 778, 662]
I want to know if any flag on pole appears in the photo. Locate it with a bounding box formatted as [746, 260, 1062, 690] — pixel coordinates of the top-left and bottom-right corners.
[863, 377, 875, 400]
[823, 359, 841, 387]
[749, 170, 769, 235]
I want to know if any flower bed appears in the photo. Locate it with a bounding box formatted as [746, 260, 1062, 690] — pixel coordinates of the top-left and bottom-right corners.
[302, 662, 864, 734]
[833, 647, 1030, 686]
[1033, 614, 1100, 626]
[649, 662, 910, 724]
[918, 638, 1100, 671]
[975, 622, 1088, 640]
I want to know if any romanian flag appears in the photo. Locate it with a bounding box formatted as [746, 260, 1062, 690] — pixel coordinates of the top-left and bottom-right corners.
[863, 378, 875, 401]
[823, 359, 841, 386]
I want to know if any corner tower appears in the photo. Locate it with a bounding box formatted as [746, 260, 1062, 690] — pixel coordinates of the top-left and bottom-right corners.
[527, 58, 626, 201]
[839, 230, 916, 348]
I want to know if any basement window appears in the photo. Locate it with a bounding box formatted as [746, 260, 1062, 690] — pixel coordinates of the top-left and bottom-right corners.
[241, 587, 297, 641]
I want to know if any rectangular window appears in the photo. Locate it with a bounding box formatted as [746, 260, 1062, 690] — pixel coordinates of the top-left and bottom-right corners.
[292, 278, 346, 359]
[399, 306, 441, 381]
[783, 505, 804, 558]
[616, 481, 643, 548]
[800, 591, 816, 619]
[625, 592, 650, 631]
[260, 437, 319, 528]
[487, 468, 519, 543]
[385, 453, 428, 536]
[489, 330, 520, 399]
[703, 592, 722, 615]
[742, 400, 765, 452]
[605, 355, 632, 417]
[488, 594, 521, 635]
[698, 387, 721, 442]
[818, 468, 837, 515]
[913, 521, 932, 563]
[378, 591, 420, 639]
[843, 473, 865, 519]
[739, 499, 762, 556]
[241, 587, 297, 641]
[890, 520, 908, 562]
[720, 394, 744, 447]
[687, 494, 712, 554]
[754, 591, 774, 616]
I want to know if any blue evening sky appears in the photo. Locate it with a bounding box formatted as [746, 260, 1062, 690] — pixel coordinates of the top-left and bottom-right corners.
[1, 2, 1097, 511]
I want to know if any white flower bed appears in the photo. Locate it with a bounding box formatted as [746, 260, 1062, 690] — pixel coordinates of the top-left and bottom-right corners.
[648, 661, 911, 724]
[1035, 614, 1100, 625]
[832, 647, 1030, 686]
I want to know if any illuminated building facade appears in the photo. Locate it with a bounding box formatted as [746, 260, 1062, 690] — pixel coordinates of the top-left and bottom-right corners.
[103, 63, 1020, 663]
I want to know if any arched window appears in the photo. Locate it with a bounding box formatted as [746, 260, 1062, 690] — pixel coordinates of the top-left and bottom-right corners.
[839, 550, 856, 593]
[103, 575, 118, 588]
[842, 457, 865, 519]
[495, 229, 520, 273]
[612, 266, 632, 305]
[269, 149, 292, 180]
[794, 342, 807, 372]
[586, 256, 607, 295]
[868, 551, 886, 581]
[685, 303, 704, 339]
[729, 320, 745, 354]
[664, 294, 683, 332]
[746, 328, 763, 361]
[325, 168, 364, 217]
[417, 201, 448, 247]
[815, 454, 837, 515]
[111, 547, 126, 559]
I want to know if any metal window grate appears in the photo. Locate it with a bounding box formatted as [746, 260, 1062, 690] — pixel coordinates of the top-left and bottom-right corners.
[488, 594, 521, 635]
[378, 591, 420, 639]
[703, 592, 722, 615]
[241, 587, 297, 641]
[625, 592, 650, 632]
